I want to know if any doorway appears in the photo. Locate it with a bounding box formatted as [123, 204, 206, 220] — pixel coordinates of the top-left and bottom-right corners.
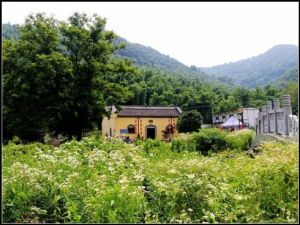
[146, 125, 156, 139]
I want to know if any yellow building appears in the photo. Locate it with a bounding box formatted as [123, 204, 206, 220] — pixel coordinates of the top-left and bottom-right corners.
[102, 106, 182, 140]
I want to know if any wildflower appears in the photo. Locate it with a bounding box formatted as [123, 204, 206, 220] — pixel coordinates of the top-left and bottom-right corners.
[30, 206, 47, 215]
[186, 174, 195, 179]
[206, 184, 217, 192]
[233, 194, 243, 201]
[119, 176, 128, 184]
[167, 169, 177, 174]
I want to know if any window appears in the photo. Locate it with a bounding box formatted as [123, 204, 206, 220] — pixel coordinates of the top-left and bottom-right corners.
[215, 116, 219, 122]
[127, 125, 135, 134]
[222, 116, 226, 120]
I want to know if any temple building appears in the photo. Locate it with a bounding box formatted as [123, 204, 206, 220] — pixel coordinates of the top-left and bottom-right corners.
[102, 106, 183, 141]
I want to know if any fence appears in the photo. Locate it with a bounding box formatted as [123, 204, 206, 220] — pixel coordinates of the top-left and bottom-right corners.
[255, 95, 298, 139]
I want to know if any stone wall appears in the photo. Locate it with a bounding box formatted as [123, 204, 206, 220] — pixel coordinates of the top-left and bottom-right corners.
[255, 95, 298, 138]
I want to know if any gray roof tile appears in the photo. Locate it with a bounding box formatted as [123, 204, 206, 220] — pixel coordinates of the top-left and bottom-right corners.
[117, 106, 182, 117]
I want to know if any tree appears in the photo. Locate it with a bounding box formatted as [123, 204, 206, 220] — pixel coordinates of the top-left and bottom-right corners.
[283, 82, 298, 115]
[3, 13, 73, 142]
[56, 12, 136, 139]
[176, 110, 203, 133]
[3, 13, 137, 142]
[233, 87, 250, 107]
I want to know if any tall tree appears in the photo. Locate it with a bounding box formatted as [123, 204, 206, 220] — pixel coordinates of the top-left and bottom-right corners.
[3, 13, 137, 142]
[58, 13, 135, 139]
[3, 13, 73, 142]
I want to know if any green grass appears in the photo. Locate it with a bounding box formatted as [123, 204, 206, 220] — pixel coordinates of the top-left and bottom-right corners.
[2, 130, 298, 223]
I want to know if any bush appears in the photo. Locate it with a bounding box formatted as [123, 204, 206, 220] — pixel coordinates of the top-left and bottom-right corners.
[191, 128, 228, 155]
[176, 110, 203, 133]
[143, 139, 162, 154]
[170, 138, 188, 152]
[226, 129, 254, 151]
[171, 128, 255, 154]
[255, 165, 298, 221]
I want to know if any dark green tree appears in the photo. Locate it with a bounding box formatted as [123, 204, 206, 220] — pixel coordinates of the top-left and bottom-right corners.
[176, 110, 203, 133]
[3, 13, 73, 142]
[58, 12, 135, 139]
[3, 13, 137, 142]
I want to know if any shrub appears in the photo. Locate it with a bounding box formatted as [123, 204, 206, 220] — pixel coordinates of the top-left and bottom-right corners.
[176, 110, 203, 133]
[255, 165, 298, 222]
[191, 128, 227, 155]
[170, 138, 188, 152]
[143, 139, 162, 153]
[171, 129, 255, 153]
[226, 129, 254, 151]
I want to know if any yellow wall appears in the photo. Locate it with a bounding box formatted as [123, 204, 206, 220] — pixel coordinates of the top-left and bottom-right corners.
[102, 112, 117, 137]
[102, 115, 179, 140]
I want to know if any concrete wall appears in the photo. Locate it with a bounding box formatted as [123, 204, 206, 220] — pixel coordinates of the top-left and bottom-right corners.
[242, 108, 259, 128]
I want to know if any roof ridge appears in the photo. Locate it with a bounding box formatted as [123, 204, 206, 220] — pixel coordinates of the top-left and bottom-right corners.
[120, 105, 178, 109]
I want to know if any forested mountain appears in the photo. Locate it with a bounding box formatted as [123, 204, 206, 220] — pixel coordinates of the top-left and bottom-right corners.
[201, 45, 299, 88]
[273, 65, 299, 88]
[1, 23, 225, 84]
[115, 37, 210, 80]
[2, 23, 19, 40]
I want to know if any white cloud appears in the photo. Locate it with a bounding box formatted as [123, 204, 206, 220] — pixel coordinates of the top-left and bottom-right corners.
[2, 2, 298, 67]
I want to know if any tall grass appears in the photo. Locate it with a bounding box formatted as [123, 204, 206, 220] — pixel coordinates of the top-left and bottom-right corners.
[2, 131, 298, 223]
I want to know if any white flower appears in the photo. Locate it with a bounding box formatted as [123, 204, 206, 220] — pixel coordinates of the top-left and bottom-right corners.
[206, 184, 217, 192]
[119, 175, 128, 184]
[167, 169, 177, 174]
[186, 174, 195, 179]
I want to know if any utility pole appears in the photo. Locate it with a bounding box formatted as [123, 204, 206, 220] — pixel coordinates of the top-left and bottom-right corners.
[211, 104, 214, 127]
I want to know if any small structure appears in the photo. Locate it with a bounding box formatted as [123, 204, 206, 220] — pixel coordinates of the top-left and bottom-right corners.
[102, 105, 182, 141]
[213, 107, 259, 128]
[220, 116, 243, 131]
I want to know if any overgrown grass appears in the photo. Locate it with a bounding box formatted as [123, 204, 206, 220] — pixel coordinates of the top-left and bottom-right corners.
[2, 130, 298, 223]
[171, 128, 254, 154]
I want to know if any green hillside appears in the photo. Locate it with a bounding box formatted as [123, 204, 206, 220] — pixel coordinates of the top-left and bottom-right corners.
[273, 66, 299, 88]
[201, 45, 299, 88]
[2, 23, 19, 40]
[115, 37, 210, 80]
[1, 23, 228, 85]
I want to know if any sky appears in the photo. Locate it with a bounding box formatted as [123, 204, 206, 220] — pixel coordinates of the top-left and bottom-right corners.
[2, 2, 299, 67]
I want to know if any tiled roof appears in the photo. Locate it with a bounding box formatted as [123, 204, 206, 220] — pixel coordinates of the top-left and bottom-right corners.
[117, 106, 182, 117]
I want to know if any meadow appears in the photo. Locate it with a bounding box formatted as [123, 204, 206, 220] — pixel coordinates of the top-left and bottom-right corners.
[2, 129, 298, 223]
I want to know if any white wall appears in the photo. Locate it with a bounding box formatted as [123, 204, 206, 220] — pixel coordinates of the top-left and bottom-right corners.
[243, 108, 259, 128]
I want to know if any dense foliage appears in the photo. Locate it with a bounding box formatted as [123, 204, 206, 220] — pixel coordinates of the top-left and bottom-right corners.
[171, 128, 254, 154]
[2, 18, 298, 143]
[201, 44, 299, 88]
[3, 131, 298, 223]
[3, 13, 137, 141]
[273, 66, 299, 88]
[115, 37, 211, 80]
[176, 110, 203, 133]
